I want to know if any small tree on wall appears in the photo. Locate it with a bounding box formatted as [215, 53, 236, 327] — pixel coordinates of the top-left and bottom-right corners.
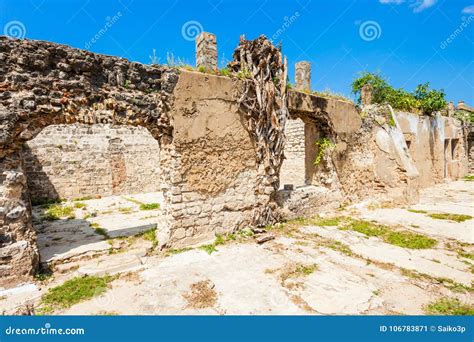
[352, 72, 447, 115]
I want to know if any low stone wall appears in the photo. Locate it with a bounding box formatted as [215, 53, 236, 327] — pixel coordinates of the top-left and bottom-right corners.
[23, 124, 161, 201]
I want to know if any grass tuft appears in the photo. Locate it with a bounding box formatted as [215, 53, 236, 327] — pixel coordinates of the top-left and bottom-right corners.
[38, 275, 115, 314]
[139, 203, 160, 211]
[200, 244, 218, 255]
[43, 204, 75, 221]
[408, 209, 428, 214]
[74, 202, 87, 209]
[428, 213, 472, 223]
[424, 297, 474, 315]
[348, 220, 437, 249]
[139, 228, 158, 249]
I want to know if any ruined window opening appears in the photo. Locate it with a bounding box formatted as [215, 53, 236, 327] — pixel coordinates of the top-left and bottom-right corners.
[451, 138, 459, 161]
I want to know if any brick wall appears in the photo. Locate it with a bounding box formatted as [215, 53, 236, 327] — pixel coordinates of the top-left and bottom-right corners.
[23, 124, 161, 201]
[280, 118, 306, 188]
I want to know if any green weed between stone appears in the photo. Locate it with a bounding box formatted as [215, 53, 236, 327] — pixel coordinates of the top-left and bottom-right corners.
[407, 209, 428, 214]
[348, 220, 437, 249]
[463, 175, 474, 181]
[424, 297, 474, 315]
[74, 202, 87, 209]
[139, 228, 158, 249]
[428, 213, 472, 223]
[139, 203, 160, 211]
[43, 204, 75, 221]
[37, 275, 115, 314]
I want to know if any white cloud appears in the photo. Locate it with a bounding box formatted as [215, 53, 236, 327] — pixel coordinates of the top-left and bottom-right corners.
[379, 0, 437, 13]
[411, 0, 437, 13]
[379, 0, 405, 4]
[462, 5, 474, 14]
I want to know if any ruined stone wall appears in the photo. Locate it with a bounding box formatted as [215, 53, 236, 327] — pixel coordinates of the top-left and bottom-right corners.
[158, 71, 262, 247]
[23, 124, 161, 201]
[280, 118, 306, 188]
[0, 37, 179, 287]
[395, 112, 468, 185]
[469, 128, 474, 173]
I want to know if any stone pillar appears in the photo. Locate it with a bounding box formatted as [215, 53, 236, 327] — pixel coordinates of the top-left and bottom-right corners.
[295, 61, 311, 91]
[0, 152, 39, 288]
[447, 102, 455, 117]
[196, 32, 217, 72]
[361, 84, 373, 106]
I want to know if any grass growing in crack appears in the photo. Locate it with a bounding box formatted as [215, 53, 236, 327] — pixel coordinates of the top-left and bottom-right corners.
[123, 197, 144, 205]
[349, 220, 387, 237]
[400, 268, 473, 293]
[348, 220, 437, 249]
[200, 244, 218, 255]
[427, 213, 472, 223]
[38, 275, 115, 314]
[457, 250, 474, 261]
[139, 228, 158, 249]
[325, 240, 355, 256]
[407, 209, 427, 214]
[197, 233, 236, 255]
[463, 175, 474, 181]
[280, 263, 318, 283]
[43, 204, 75, 221]
[424, 297, 474, 315]
[74, 202, 86, 209]
[90, 223, 109, 238]
[73, 196, 94, 201]
[139, 203, 160, 211]
[32, 198, 64, 207]
[34, 267, 53, 282]
[119, 207, 134, 214]
[166, 247, 193, 256]
[313, 217, 341, 226]
[385, 230, 437, 249]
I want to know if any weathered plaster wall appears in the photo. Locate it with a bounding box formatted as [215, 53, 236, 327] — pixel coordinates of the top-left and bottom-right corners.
[23, 124, 161, 201]
[158, 71, 261, 247]
[395, 112, 468, 186]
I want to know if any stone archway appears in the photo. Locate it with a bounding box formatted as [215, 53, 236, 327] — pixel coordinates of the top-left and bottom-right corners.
[0, 37, 179, 287]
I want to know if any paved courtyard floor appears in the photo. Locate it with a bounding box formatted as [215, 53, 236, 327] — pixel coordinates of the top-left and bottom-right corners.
[1, 180, 472, 315]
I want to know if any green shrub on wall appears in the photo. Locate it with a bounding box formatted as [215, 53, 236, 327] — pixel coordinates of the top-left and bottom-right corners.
[453, 109, 474, 123]
[352, 72, 447, 115]
[314, 138, 335, 165]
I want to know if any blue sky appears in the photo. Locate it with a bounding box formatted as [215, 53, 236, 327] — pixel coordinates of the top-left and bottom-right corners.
[1, 0, 473, 104]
